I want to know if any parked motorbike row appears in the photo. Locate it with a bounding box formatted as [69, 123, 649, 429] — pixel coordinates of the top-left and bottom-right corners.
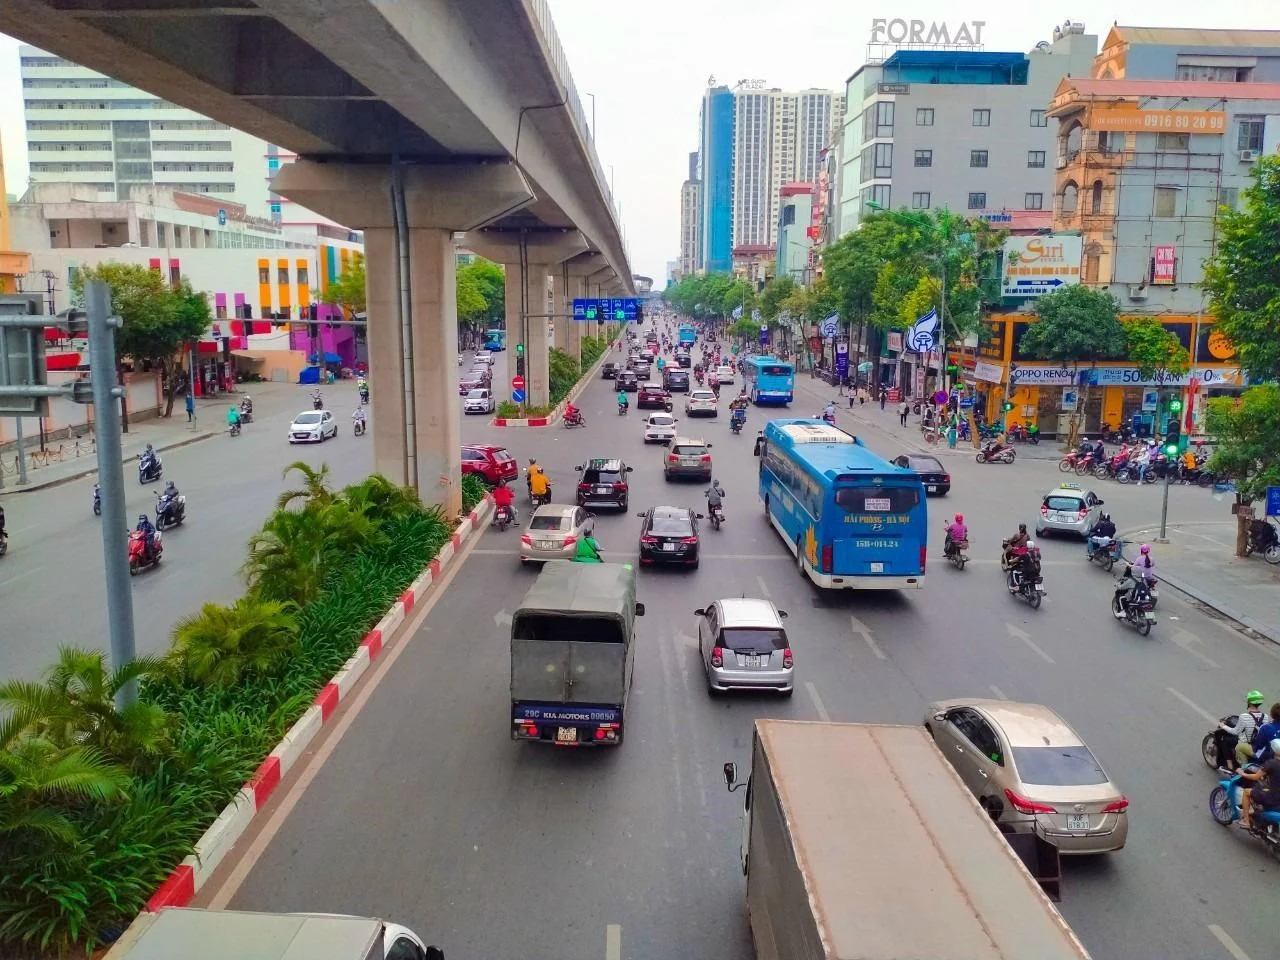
[1058, 444, 1225, 487]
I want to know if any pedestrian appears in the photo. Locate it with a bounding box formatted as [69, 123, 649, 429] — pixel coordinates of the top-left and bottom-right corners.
[898, 398, 909, 427]
[185, 391, 195, 423]
[947, 414, 958, 449]
[859, 387, 866, 406]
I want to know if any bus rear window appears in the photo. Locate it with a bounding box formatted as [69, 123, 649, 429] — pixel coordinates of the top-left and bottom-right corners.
[834, 485, 921, 513]
[762, 365, 790, 377]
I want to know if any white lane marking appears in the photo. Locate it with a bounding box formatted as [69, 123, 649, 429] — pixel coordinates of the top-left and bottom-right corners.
[805, 681, 830, 722]
[606, 924, 622, 960]
[0, 564, 45, 589]
[1170, 628, 1221, 670]
[1208, 924, 1253, 960]
[989, 684, 1007, 700]
[1005, 622, 1055, 665]
[755, 574, 771, 598]
[850, 615, 887, 660]
[1167, 686, 1218, 724]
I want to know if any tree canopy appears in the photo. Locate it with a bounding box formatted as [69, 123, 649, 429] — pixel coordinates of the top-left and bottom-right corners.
[1202, 154, 1280, 382]
[319, 252, 366, 320]
[1018, 285, 1128, 368]
[1123, 318, 1191, 385]
[456, 258, 505, 327]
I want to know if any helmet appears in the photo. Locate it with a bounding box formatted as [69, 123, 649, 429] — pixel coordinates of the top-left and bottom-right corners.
[1025, 540, 1037, 550]
[528, 458, 537, 465]
[1140, 544, 1151, 555]
[1101, 513, 1110, 522]
[1247, 690, 1265, 706]
[954, 513, 964, 523]
[1018, 522, 1028, 532]
[138, 514, 148, 524]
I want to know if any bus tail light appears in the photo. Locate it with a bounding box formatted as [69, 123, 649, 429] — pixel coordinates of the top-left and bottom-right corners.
[920, 545, 928, 573]
[710, 646, 724, 668]
[821, 544, 832, 573]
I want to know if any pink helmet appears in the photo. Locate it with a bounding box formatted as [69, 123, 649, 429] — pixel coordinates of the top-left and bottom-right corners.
[1140, 544, 1151, 555]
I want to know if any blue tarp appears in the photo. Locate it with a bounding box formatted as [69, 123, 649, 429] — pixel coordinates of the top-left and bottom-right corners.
[297, 366, 321, 385]
[310, 351, 342, 364]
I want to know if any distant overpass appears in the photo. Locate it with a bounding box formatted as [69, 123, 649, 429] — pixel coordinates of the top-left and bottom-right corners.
[0, 0, 634, 510]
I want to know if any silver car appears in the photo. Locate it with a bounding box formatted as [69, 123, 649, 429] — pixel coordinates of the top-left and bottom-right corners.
[288, 409, 337, 443]
[519, 504, 595, 564]
[696, 597, 793, 696]
[463, 388, 495, 414]
[1036, 483, 1105, 538]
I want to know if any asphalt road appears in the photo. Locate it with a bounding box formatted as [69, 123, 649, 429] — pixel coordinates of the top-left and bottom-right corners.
[220, 329, 1279, 960]
[0, 383, 379, 683]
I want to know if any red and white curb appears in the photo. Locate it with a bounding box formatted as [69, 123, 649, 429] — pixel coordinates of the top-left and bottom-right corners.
[492, 339, 619, 428]
[144, 494, 495, 912]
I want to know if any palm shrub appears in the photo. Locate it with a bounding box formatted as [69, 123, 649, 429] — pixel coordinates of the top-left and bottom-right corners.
[169, 597, 301, 687]
[0, 648, 170, 770]
[244, 500, 377, 605]
[341, 474, 422, 526]
[276, 460, 334, 511]
[461, 473, 487, 512]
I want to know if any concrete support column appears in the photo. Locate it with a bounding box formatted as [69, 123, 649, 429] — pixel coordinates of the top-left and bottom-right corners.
[552, 269, 570, 358]
[363, 227, 408, 487]
[567, 275, 586, 363]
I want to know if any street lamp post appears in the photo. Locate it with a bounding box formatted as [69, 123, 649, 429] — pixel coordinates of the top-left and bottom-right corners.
[586, 92, 596, 140]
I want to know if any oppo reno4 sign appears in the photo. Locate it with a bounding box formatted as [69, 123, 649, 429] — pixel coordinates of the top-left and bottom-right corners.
[869, 19, 987, 47]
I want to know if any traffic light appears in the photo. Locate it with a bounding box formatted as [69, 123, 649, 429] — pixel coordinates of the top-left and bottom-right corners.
[1169, 397, 1183, 414]
[515, 343, 525, 378]
[1164, 417, 1181, 456]
[1003, 400, 1015, 412]
[946, 363, 959, 376]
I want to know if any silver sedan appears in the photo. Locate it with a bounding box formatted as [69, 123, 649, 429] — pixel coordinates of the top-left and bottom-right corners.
[519, 504, 595, 564]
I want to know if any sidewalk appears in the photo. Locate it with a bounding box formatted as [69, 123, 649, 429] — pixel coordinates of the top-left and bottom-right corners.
[1119, 521, 1280, 644]
[0, 380, 300, 495]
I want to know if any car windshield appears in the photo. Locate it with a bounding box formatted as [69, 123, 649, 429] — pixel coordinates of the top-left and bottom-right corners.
[466, 390, 487, 399]
[650, 415, 674, 426]
[295, 413, 322, 424]
[719, 627, 786, 655]
[691, 392, 715, 401]
[1045, 496, 1085, 512]
[1011, 745, 1109, 786]
[672, 443, 708, 457]
[494, 450, 514, 462]
[651, 513, 692, 535]
[833, 485, 920, 513]
[529, 514, 569, 531]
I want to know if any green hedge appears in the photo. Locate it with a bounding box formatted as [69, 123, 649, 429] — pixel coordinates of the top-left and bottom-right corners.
[0, 475, 452, 956]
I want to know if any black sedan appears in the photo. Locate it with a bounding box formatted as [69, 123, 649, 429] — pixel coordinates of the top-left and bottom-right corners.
[617, 370, 639, 391]
[637, 506, 703, 569]
[891, 454, 951, 496]
[601, 362, 618, 379]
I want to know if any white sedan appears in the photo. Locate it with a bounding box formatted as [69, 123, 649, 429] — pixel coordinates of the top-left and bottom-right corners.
[643, 412, 679, 444]
[685, 388, 719, 418]
[463, 388, 496, 414]
[288, 409, 338, 443]
[715, 365, 735, 384]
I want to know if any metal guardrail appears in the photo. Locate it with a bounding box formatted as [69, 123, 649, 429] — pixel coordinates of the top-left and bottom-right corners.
[525, 0, 629, 267]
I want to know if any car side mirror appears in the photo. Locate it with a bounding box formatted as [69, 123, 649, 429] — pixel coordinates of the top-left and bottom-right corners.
[778, 610, 788, 619]
[696, 513, 705, 519]
[634, 602, 646, 616]
[706, 442, 713, 448]
[1096, 500, 1105, 506]
[426, 948, 445, 960]
[933, 712, 946, 723]
[635, 512, 646, 518]
[694, 608, 705, 617]
[626, 466, 634, 472]
[574, 465, 583, 471]
[723, 762, 737, 788]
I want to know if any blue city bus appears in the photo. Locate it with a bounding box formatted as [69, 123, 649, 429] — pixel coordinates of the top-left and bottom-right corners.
[483, 328, 506, 351]
[755, 420, 927, 590]
[678, 324, 697, 347]
[741, 356, 795, 406]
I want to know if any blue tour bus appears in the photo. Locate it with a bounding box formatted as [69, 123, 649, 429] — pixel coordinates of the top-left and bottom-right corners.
[741, 356, 795, 406]
[755, 419, 927, 590]
[678, 324, 697, 347]
[483, 328, 507, 351]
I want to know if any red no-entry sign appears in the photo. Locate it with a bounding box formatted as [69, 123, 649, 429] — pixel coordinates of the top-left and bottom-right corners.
[511, 375, 526, 391]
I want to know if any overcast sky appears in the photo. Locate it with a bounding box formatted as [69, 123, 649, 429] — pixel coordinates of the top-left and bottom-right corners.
[4, 2, 1279, 282]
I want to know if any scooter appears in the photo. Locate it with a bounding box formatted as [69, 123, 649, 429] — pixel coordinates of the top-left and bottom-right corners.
[238, 399, 254, 424]
[730, 411, 746, 435]
[353, 416, 367, 436]
[1007, 558, 1045, 609]
[944, 535, 969, 570]
[1202, 716, 1239, 772]
[311, 392, 324, 410]
[127, 528, 163, 575]
[1209, 766, 1280, 858]
[529, 483, 552, 509]
[138, 454, 163, 484]
[563, 411, 586, 429]
[976, 442, 1016, 464]
[154, 490, 187, 531]
[93, 483, 101, 517]
[228, 420, 242, 437]
[618, 400, 628, 417]
[707, 502, 725, 531]
[493, 503, 515, 531]
[1086, 535, 1123, 572]
[1112, 572, 1157, 635]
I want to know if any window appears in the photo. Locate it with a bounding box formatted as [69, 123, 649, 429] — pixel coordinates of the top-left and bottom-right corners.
[833, 485, 920, 513]
[873, 142, 893, 178]
[1237, 119, 1264, 152]
[1084, 253, 1101, 282]
[911, 191, 931, 209]
[214, 303, 227, 320]
[258, 266, 270, 284]
[717, 628, 788, 655]
[916, 107, 934, 126]
[1156, 133, 1189, 152]
[1176, 64, 1252, 82]
[1154, 186, 1178, 218]
[1029, 109, 1048, 127]
[1218, 187, 1239, 211]
[1060, 182, 1078, 213]
[874, 101, 894, 137]
[1090, 180, 1103, 215]
[1011, 745, 1108, 786]
[1025, 193, 1044, 210]
[913, 149, 932, 167]
[967, 192, 986, 210]
[277, 266, 289, 284]
[970, 150, 988, 168]
[169, 265, 181, 287]
[297, 266, 309, 286]
[1027, 150, 1046, 168]
[972, 108, 990, 127]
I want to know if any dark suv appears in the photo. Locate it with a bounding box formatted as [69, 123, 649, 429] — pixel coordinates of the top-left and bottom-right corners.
[601, 362, 618, 380]
[575, 458, 634, 511]
[664, 368, 691, 392]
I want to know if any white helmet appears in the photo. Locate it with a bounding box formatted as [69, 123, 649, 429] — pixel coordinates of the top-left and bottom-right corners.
[1025, 540, 1036, 550]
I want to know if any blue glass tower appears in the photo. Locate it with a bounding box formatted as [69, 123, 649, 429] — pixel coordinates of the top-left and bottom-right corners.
[699, 87, 735, 273]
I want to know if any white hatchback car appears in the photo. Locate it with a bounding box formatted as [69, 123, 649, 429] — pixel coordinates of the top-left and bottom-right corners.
[288, 409, 337, 443]
[715, 365, 735, 384]
[463, 388, 495, 414]
[686, 388, 718, 418]
[644, 413, 678, 444]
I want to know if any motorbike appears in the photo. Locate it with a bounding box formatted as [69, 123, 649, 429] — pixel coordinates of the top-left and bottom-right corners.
[730, 410, 746, 435]
[1202, 716, 1239, 771]
[228, 420, 242, 437]
[944, 535, 970, 570]
[562, 410, 586, 429]
[238, 400, 253, 423]
[1086, 535, 1123, 572]
[1246, 519, 1280, 565]
[154, 490, 186, 531]
[127, 528, 163, 575]
[1112, 573, 1157, 634]
[528, 482, 552, 509]
[93, 483, 102, 517]
[1209, 766, 1280, 860]
[1006, 423, 1039, 444]
[976, 442, 1015, 464]
[618, 400, 628, 417]
[1057, 450, 1094, 474]
[359, 388, 370, 405]
[353, 416, 367, 436]
[493, 503, 515, 532]
[1006, 554, 1045, 608]
[707, 501, 725, 531]
[821, 410, 837, 426]
[138, 454, 163, 485]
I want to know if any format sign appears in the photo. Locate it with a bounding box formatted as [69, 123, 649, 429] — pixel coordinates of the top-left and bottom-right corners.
[869, 19, 986, 46]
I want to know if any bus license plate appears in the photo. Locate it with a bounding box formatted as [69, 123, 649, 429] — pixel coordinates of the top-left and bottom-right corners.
[870, 562, 884, 573]
[556, 727, 577, 743]
[1066, 814, 1090, 830]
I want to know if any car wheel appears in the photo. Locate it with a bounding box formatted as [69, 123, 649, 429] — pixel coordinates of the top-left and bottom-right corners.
[664, 471, 672, 481]
[620, 498, 628, 511]
[690, 557, 700, 570]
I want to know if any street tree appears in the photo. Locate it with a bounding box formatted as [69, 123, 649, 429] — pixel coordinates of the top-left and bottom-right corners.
[319, 252, 366, 321]
[457, 258, 505, 325]
[1202, 155, 1280, 383]
[1204, 384, 1280, 556]
[72, 263, 212, 419]
[757, 275, 797, 323]
[455, 268, 488, 330]
[1124, 318, 1191, 407]
[1018, 285, 1127, 448]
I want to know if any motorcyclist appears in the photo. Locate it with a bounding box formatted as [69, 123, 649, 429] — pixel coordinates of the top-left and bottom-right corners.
[573, 530, 604, 563]
[944, 513, 968, 558]
[491, 478, 517, 523]
[0, 502, 7, 547]
[352, 406, 367, 430]
[311, 388, 323, 409]
[1236, 738, 1280, 829]
[705, 479, 726, 519]
[239, 395, 253, 419]
[823, 400, 836, 423]
[1133, 543, 1157, 588]
[1002, 523, 1029, 566]
[135, 513, 157, 563]
[227, 405, 242, 432]
[1219, 691, 1268, 770]
[1086, 513, 1117, 559]
[1011, 540, 1042, 589]
[1092, 437, 1106, 466]
[526, 459, 550, 502]
[616, 389, 629, 412]
[564, 401, 582, 424]
[1251, 704, 1280, 764]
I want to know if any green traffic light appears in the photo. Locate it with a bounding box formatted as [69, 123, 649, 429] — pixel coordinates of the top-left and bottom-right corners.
[1169, 399, 1183, 412]
[1165, 443, 1178, 456]
[516, 343, 525, 354]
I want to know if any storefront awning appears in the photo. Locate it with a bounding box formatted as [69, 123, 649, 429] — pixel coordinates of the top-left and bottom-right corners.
[231, 350, 265, 362]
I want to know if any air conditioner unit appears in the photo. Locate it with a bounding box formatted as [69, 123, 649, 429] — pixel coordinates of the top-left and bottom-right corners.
[1240, 150, 1259, 162]
[1127, 284, 1148, 301]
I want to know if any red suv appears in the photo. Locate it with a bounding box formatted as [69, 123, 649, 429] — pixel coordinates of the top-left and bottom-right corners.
[638, 384, 671, 410]
[461, 444, 518, 485]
